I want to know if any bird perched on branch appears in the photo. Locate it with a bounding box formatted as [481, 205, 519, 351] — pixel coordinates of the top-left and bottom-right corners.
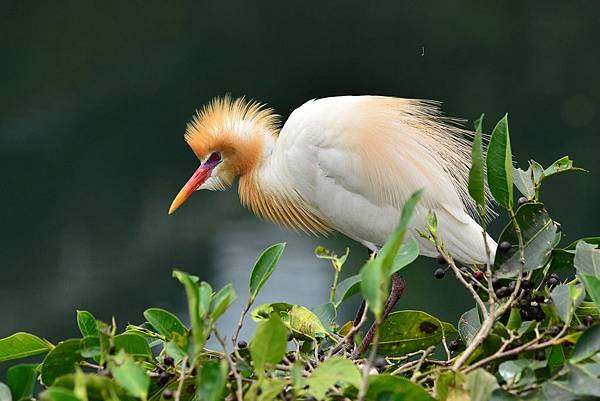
[169, 95, 496, 264]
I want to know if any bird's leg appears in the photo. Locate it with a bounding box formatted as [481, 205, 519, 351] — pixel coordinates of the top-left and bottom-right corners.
[351, 272, 406, 359]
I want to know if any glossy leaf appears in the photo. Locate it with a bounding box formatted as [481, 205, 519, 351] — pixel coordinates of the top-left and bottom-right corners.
[172, 270, 205, 361]
[579, 274, 600, 311]
[113, 333, 152, 359]
[76, 311, 98, 337]
[513, 166, 535, 200]
[498, 359, 545, 384]
[377, 310, 456, 356]
[544, 156, 585, 177]
[466, 369, 499, 401]
[334, 274, 361, 307]
[142, 308, 187, 340]
[210, 283, 237, 321]
[288, 305, 328, 338]
[250, 314, 287, 376]
[7, 364, 37, 401]
[574, 241, 600, 276]
[494, 203, 560, 277]
[458, 307, 481, 345]
[366, 375, 436, 401]
[551, 283, 585, 325]
[53, 373, 137, 401]
[0, 332, 53, 362]
[360, 258, 387, 319]
[313, 303, 336, 329]
[197, 360, 227, 401]
[570, 325, 600, 363]
[468, 114, 486, 211]
[306, 357, 361, 400]
[249, 243, 286, 303]
[257, 379, 286, 401]
[40, 388, 80, 401]
[486, 114, 513, 209]
[109, 351, 150, 400]
[40, 339, 83, 386]
[390, 238, 420, 274]
[567, 363, 600, 397]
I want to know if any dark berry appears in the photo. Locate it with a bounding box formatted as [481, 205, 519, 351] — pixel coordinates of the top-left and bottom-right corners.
[237, 340, 248, 349]
[496, 286, 510, 298]
[547, 325, 561, 336]
[434, 268, 446, 279]
[520, 298, 530, 307]
[473, 270, 484, 280]
[163, 389, 173, 400]
[521, 279, 532, 290]
[492, 277, 500, 288]
[550, 273, 559, 279]
[448, 340, 460, 352]
[437, 254, 447, 265]
[163, 356, 174, 367]
[159, 371, 172, 386]
[583, 315, 594, 327]
[533, 308, 546, 321]
[518, 197, 529, 206]
[498, 241, 512, 253]
[373, 356, 387, 370]
[535, 294, 545, 303]
[547, 277, 559, 287]
[287, 332, 294, 341]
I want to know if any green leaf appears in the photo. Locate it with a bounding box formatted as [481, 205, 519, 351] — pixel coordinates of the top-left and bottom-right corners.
[210, 283, 237, 321]
[7, 364, 37, 401]
[579, 274, 600, 312]
[468, 114, 486, 212]
[498, 359, 546, 384]
[486, 114, 513, 209]
[197, 360, 227, 401]
[574, 241, 600, 276]
[0, 332, 53, 362]
[494, 203, 560, 277]
[53, 373, 136, 401]
[250, 314, 287, 376]
[108, 352, 150, 401]
[40, 388, 81, 401]
[76, 311, 98, 338]
[436, 370, 467, 401]
[172, 270, 206, 362]
[334, 274, 361, 307]
[377, 310, 457, 357]
[458, 307, 481, 345]
[360, 259, 387, 320]
[257, 379, 286, 401]
[249, 243, 286, 303]
[113, 333, 152, 359]
[513, 167, 535, 200]
[544, 156, 585, 178]
[313, 303, 336, 329]
[142, 308, 187, 340]
[366, 375, 436, 401]
[288, 305, 328, 339]
[390, 238, 420, 274]
[41, 339, 83, 386]
[570, 325, 600, 363]
[466, 369, 499, 401]
[551, 283, 585, 325]
[567, 363, 600, 397]
[198, 281, 213, 319]
[306, 357, 361, 400]
[0, 383, 11, 401]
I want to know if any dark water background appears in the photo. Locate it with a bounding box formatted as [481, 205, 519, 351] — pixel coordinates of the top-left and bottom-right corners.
[1, 1, 599, 373]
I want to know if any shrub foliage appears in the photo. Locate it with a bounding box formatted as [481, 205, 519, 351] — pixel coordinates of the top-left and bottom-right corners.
[1, 115, 599, 401]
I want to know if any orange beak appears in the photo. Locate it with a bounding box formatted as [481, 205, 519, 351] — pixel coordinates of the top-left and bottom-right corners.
[168, 164, 212, 214]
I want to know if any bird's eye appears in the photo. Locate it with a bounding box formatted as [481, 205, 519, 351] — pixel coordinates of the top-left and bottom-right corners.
[208, 152, 221, 162]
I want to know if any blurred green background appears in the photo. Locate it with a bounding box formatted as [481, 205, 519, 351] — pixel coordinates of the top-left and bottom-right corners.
[1, 0, 598, 365]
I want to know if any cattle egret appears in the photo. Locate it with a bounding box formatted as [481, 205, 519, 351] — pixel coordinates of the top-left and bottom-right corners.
[169, 95, 496, 265]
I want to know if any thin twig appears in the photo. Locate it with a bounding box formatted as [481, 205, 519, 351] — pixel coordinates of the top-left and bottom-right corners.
[410, 346, 435, 382]
[174, 356, 188, 401]
[214, 329, 244, 401]
[328, 303, 369, 357]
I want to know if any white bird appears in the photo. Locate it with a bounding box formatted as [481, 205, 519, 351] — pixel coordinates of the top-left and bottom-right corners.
[169, 95, 497, 265]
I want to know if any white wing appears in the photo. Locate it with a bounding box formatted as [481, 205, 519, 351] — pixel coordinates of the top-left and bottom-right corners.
[275, 96, 496, 264]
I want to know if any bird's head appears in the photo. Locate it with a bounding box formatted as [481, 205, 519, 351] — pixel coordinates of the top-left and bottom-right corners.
[168, 96, 279, 214]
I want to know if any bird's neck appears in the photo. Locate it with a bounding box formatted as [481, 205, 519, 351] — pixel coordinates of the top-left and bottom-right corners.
[237, 135, 332, 235]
